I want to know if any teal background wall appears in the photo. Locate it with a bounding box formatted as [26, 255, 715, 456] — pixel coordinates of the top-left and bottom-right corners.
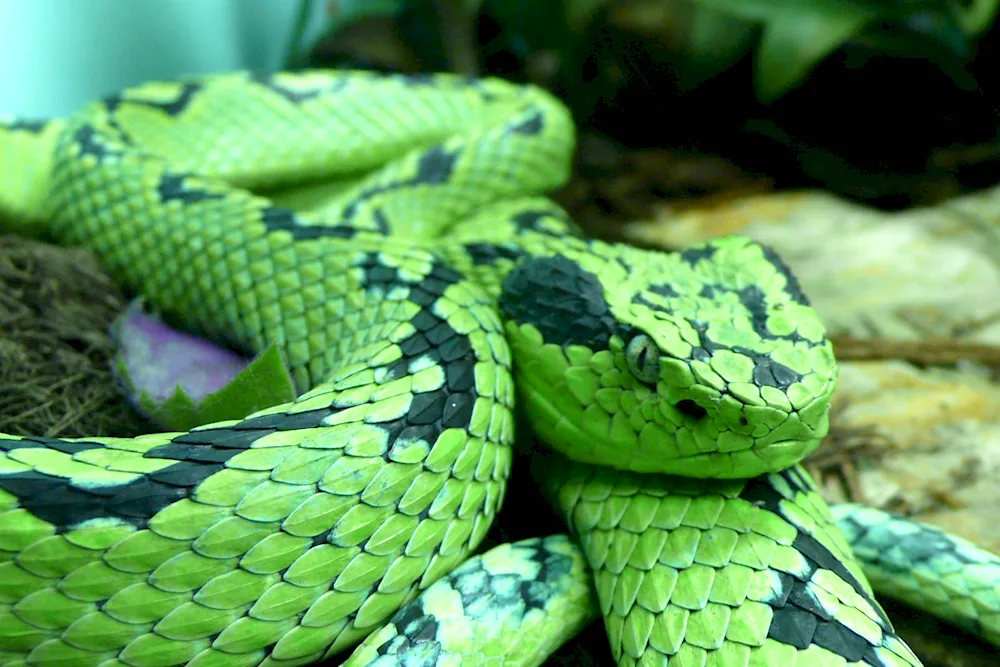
[0, 0, 330, 118]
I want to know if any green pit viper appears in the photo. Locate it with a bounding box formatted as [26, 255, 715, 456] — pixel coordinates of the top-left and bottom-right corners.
[0, 70, 997, 667]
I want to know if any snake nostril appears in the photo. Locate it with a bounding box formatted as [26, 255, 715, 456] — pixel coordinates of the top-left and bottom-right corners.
[675, 399, 708, 420]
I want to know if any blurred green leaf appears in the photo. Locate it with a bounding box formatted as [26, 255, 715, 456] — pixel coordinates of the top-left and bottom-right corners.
[755, 5, 874, 101]
[564, 0, 612, 31]
[696, 0, 964, 22]
[296, 0, 997, 99]
[689, 0, 993, 99]
[480, 0, 589, 60]
[329, 0, 407, 26]
[675, 7, 758, 90]
[959, 0, 1000, 33]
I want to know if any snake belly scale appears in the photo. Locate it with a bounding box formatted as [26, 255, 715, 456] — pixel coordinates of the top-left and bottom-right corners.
[0, 70, 996, 667]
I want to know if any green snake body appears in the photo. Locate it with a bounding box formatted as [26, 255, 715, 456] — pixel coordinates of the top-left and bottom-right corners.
[0, 70, 996, 667]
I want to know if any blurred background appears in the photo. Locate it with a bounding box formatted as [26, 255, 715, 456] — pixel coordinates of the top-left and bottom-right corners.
[0, 0, 326, 117]
[4, 0, 1000, 216]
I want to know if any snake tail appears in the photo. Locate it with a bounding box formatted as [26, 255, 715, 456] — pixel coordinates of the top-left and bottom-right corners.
[341, 535, 598, 666]
[832, 503, 1000, 648]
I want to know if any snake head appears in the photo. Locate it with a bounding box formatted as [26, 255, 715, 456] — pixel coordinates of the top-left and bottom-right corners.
[499, 236, 837, 478]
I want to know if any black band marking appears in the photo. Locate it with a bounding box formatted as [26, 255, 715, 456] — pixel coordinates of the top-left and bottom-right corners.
[739, 472, 896, 664]
[678, 245, 717, 266]
[500, 254, 616, 349]
[249, 72, 351, 104]
[760, 244, 810, 306]
[105, 82, 203, 117]
[510, 208, 576, 238]
[260, 206, 356, 241]
[505, 111, 544, 136]
[360, 256, 480, 435]
[341, 146, 460, 222]
[0, 406, 332, 531]
[71, 125, 122, 161]
[157, 173, 224, 205]
[6, 119, 49, 133]
[464, 243, 523, 266]
[374, 538, 573, 661]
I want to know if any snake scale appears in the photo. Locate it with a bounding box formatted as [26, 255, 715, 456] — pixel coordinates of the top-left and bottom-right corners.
[0, 70, 997, 667]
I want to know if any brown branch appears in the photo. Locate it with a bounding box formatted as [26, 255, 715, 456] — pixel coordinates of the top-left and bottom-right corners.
[831, 335, 1000, 365]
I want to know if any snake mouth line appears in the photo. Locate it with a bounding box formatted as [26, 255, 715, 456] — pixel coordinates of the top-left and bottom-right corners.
[631, 437, 822, 478]
[665, 437, 818, 461]
[519, 371, 823, 477]
[743, 436, 821, 467]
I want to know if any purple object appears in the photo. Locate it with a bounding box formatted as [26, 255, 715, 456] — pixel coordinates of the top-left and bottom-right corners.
[113, 300, 249, 403]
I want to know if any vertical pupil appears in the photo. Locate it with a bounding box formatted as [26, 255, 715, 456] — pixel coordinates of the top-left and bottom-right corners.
[635, 346, 648, 369]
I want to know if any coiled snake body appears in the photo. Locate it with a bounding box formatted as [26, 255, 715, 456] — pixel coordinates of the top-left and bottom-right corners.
[0, 71, 996, 667]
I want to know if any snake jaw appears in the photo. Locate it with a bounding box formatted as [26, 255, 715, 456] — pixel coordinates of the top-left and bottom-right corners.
[508, 329, 834, 478]
[645, 351, 835, 477]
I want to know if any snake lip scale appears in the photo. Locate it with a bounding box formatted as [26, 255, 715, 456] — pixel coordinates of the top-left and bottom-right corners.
[0, 69, 995, 667]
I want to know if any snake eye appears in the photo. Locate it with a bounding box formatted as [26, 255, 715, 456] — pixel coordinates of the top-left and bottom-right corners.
[626, 334, 660, 385]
